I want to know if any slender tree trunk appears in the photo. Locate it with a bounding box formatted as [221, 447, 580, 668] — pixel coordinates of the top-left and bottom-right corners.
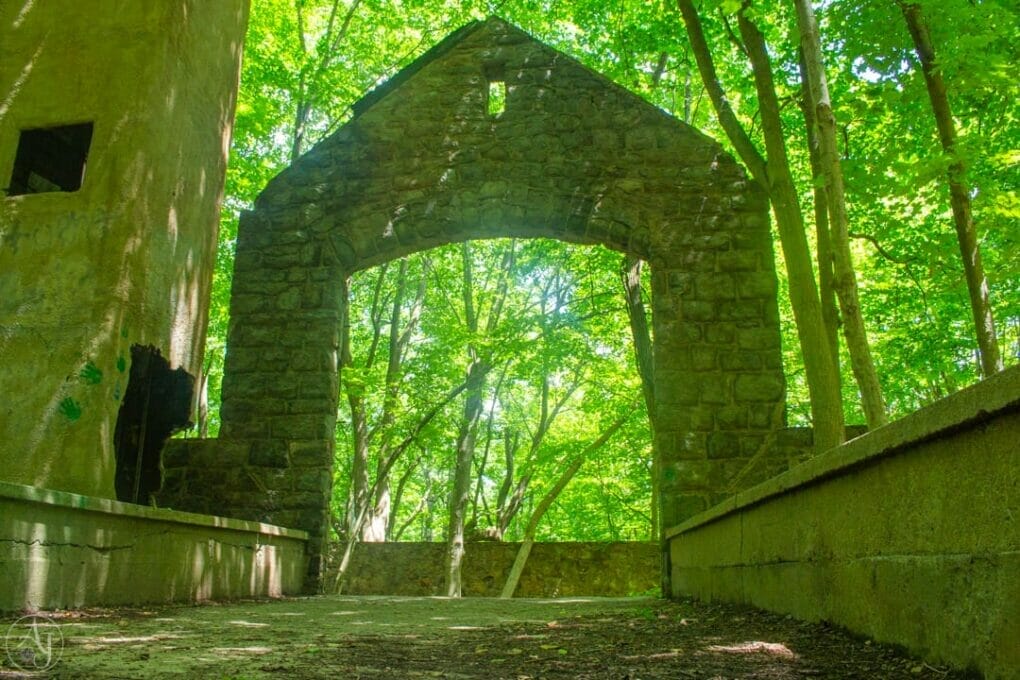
[340, 277, 372, 538]
[794, 0, 888, 428]
[446, 242, 517, 594]
[621, 255, 658, 538]
[345, 400, 371, 539]
[365, 259, 414, 539]
[469, 364, 508, 535]
[446, 243, 487, 597]
[446, 357, 487, 596]
[364, 476, 390, 541]
[500, 408, 634, 598]
[196, 366, 210, 438]
[291, 99, 311, 162]
[738, 7, 848, 448]
[386, 458, 418, 540]
[678, 0, 845, 451]
[798, 52, 841, 381]
[900, 2, 1003, 377]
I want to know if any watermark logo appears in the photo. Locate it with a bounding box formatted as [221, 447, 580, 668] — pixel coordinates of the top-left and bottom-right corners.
[4, 615, 63, 672]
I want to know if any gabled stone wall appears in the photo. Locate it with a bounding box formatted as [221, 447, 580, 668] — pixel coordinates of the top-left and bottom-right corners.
[158, 17, 787, 590]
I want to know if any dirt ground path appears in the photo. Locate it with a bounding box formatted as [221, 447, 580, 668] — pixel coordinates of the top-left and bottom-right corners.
[1, 596, 969, 679]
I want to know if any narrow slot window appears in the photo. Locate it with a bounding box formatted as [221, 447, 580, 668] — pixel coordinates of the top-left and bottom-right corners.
[7, 122, 94, 196]
[488, 80, 506, 118]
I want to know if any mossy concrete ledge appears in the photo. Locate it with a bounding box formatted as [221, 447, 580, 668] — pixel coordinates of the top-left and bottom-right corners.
[0, 481, 308, 612]
[665, 365, 1020, 680]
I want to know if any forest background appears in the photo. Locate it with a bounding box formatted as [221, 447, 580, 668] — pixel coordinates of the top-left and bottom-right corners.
[189, 0, 1018, 563]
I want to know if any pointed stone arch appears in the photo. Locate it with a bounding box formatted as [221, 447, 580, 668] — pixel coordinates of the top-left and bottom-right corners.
[160, 17, 786, 590]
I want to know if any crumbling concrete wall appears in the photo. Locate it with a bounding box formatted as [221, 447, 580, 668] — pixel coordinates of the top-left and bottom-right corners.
[0, 0, 248, 498]
[667, 366, 1020, 679]
[337, 542, 660, 597]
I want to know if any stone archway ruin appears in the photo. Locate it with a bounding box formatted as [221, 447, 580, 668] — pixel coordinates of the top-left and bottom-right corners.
[159, 17, 787, 589]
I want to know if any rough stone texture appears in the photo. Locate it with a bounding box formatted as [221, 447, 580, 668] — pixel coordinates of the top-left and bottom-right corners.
[161, 17, 786, 590]
[337, 542, 659, 597]
[667, 366, 1020, 680]
[0, 1, 249, 497]
[0, 480, 307, 611]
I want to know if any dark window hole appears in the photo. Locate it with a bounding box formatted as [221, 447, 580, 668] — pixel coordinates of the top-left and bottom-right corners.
[114, 345, 194, 505]
[7, 122, 93, 196]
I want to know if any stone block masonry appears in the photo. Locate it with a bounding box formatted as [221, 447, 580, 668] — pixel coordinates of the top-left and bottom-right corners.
[163, 16, 787, 591]
[338, 542, 660, 598]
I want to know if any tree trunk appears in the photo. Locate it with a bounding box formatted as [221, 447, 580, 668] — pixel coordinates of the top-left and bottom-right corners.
[798, 52, 841, 382]
[445, 357, 487, 596]
[196, 366, 210, 438]
[340, 277, 372, 539]
[500, 408, 634, 598]
[445, 242, 488, 597]
[446, 242, 518, 593]
[900, 2, 1003, 378]
[794, 0, 888, 429]
[386, 457, 419, 540]
[735, 7, 848, 449]
[621, 255, 658, 538]
[678, 0, 845, 451]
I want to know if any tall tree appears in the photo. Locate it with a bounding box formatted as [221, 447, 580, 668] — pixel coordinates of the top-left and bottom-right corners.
[897, 1, 1003, 378]
[797, 51, 841, 383]
[621, 255, 658, 536]
[678, 0, 846, 450]
[793, 0, 888, 428]
[446, 241, 514, 597]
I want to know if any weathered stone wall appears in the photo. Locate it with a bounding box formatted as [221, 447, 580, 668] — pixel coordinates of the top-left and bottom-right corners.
[161, 17, 786, 590]
[336, 542, 659, 597]
[0, 479, 307, 611]
[159, 439, 332, 535]
[667, 366, 1020, 680]
[0, 1, 249, 497]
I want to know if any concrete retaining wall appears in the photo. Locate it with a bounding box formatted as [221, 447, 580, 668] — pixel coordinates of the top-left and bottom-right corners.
[0, 481, 308, 611]
[337, 541, 659, 597]
[666, 366, 1020, 679]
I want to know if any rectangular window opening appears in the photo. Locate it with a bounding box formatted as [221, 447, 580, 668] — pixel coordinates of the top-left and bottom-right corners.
[488, 80, 506, 118]
[7, 122, 94, 196]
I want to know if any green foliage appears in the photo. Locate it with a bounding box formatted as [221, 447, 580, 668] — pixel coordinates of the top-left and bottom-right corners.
[204, 0, 1018, 539]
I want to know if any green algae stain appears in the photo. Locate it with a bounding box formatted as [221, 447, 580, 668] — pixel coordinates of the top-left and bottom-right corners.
[59, 397, 83, 421]
[80, 361, 103, 385]
[116, 356, 127, 373]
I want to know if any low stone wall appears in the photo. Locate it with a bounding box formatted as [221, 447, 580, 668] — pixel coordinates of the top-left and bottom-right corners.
[337, 541, 659, 597]
[0, 481, 308, 611]
[666, 366, 1020, 680]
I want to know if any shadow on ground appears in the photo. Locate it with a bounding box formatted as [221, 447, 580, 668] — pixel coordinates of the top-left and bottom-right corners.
[1, 596, 971, 679]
